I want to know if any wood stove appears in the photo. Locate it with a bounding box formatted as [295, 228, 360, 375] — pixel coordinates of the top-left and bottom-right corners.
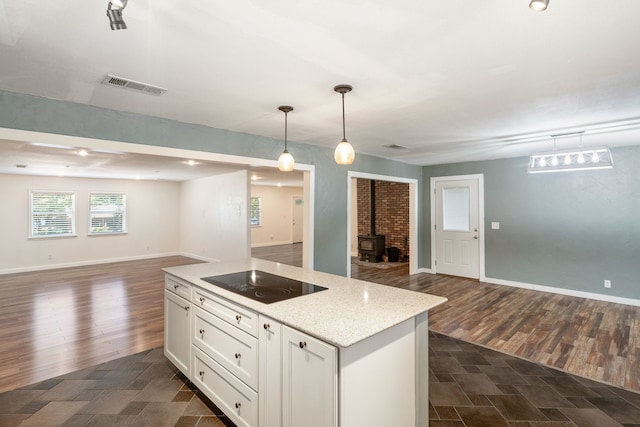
[358, 235, 385, 262]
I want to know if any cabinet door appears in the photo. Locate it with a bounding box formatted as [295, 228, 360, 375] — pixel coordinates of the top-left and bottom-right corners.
[282, 326, 337, 427]
[259, 316, 282, 427]
[164, 290, 191, 375]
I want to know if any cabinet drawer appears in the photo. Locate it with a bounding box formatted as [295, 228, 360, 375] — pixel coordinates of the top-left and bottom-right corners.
[193, 306, 258, 390]
[193, 287, 258, 337]
[192, 346, 258, 427]
[165, 274, 191, 300]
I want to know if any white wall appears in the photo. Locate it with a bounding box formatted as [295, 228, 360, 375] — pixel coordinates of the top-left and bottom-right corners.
[0, 174, 181, 273]
[251, 186, 303, 247]
[179, 170, 250, 261]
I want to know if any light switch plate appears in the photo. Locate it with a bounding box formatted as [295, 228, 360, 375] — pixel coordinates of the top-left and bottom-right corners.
[491, 222, 500, 230]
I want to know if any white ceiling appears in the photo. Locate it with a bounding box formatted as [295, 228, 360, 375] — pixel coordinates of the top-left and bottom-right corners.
[1, 0, 640, 178]
[0, 138, 305, 185]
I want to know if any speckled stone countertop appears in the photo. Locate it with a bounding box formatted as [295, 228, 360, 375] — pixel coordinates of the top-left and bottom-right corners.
[164, 258, 447, 348]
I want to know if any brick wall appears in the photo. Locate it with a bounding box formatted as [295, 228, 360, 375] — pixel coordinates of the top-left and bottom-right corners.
[356, 179, 409, 260]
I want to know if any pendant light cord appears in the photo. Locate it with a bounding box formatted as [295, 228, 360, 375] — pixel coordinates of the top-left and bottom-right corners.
[341, 93, 347, 141]
[284, 111, 288, 151]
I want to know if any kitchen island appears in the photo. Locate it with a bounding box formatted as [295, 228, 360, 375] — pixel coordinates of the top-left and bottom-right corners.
[163, 258, 446, 427]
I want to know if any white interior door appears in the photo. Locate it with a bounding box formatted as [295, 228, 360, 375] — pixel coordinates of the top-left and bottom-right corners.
[435, 179, 480, 279]
[292, 196, 303, 243]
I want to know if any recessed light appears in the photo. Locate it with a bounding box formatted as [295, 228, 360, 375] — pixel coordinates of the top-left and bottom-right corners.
[78, 149, 89, 157]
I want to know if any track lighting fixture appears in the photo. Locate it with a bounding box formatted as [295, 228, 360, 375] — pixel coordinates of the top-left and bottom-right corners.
[277, 106, 295, 172]
[529, 0, 549, 12]
[107, 0, 128, 30]
[334, 84, 356, 165]
[527, 132, 614, 173]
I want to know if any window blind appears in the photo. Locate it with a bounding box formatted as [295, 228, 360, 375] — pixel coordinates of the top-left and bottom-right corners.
[31, 191, 76, 237]
[89, 193, 126, 234]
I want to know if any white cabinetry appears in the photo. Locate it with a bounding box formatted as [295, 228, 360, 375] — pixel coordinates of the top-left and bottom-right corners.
[164, 275, 191, 376]
[163, 267, 436, 427]
[259, 316, 282, 427]
[282, 326, 337, 427]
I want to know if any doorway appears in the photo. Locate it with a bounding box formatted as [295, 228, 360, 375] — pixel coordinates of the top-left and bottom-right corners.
[346, 171, 418, 278]
[430, 174, 484, 280]
[292, 196, 304, 243]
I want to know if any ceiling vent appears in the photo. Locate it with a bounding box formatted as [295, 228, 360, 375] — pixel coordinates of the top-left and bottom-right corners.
[384, 144, 408, 150]
[102, 74, 167, 96]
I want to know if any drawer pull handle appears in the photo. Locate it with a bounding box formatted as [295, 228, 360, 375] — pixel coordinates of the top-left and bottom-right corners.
[199, 329, 205, 334]
[235, 353, 241, 359]
[299, 341, 307, 349]
[199, 370, 204, 376]
[235, 402, 241, 409]
[173, 284, 179, 290]
[263, 323, 270, 330]
[184, 306, 190, 311]
[199, 297, 205, 303]
[235, 314, 242, 322]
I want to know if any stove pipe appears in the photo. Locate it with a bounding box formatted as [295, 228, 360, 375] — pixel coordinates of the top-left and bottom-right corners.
[370, 180, 376, 236]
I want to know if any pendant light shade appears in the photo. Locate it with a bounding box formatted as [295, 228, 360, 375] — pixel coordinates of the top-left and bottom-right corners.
[334, 84, 355, 165]
[277, 106, 295, 172]
[335, 139, 355, 165]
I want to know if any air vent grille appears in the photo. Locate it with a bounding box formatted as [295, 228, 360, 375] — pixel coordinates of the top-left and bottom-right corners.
[102, 74, 167, 96]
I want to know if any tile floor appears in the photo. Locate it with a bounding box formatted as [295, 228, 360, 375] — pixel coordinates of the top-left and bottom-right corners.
[2, 332, 640, 427]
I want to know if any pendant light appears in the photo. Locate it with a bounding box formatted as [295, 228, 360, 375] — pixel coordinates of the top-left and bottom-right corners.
[277, 106, 295, 172]
[334, 84, 356, 165]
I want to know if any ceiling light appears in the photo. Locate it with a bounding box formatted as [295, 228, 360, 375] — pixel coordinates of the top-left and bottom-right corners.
[78, 149, 89, 157]
[107, 0, 128, 30]
[334, 84, 356, 165]
[277, 106, 295, 172]
[528, 133, 613, 173]
[529, 0, 549, 12]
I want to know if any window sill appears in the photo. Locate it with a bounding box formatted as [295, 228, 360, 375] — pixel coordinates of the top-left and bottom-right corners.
[88, 232, 129, 236]
[29, 234, 78, 240]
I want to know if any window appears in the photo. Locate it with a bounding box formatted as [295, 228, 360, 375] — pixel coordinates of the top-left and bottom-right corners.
[30, 191, 76, 238]
[250, 197, 261, 226]
[89, 193, 127, 235]
[442, 187, 470, 232]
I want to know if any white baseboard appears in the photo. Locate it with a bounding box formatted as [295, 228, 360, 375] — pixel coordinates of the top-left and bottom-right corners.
[178, 252, 220, 263]
[251, 240, 294, 248]
[417, 267, 434, 274]
[0, 252, 182, 275]
[484, 276, 640, 307]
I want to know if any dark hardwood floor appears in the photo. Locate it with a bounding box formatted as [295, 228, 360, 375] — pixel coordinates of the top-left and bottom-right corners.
[0, 256, 203, 394]
[254, 244, 640, 394]
[1, 246, 639, 426]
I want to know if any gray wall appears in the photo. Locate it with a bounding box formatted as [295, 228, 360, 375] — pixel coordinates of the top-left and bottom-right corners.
[0, 90, 422, 276]
[423, 146, 640, 300]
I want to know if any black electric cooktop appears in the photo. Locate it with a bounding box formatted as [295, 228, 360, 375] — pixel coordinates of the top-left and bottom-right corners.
[201, 270, 327, 304]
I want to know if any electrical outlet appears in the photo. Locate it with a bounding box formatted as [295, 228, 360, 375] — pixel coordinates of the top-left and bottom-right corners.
[604, 280, 611, 289]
